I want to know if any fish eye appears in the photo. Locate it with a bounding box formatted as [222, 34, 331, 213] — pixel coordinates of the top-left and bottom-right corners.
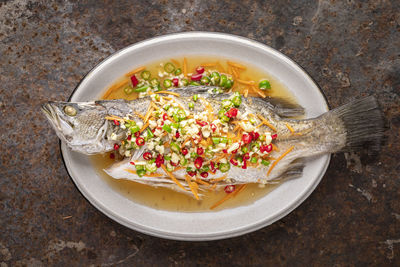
[64, 105, 77, 116]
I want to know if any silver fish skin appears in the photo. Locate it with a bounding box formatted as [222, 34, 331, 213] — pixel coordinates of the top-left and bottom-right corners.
[43, 86, 383, 192]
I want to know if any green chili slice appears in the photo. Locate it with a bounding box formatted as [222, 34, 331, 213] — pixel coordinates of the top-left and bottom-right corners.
[134, 85, 149, 92]
[141, 70, 151, 80]
[164, 62, 175, 73]
[174, 68, 182, 75]
[163, 79, 172, 88]
[259, 80, 271, 90]
[261, 159, 270, 166]
[219, 163, 230, 173]
[162, 124, 172, 133]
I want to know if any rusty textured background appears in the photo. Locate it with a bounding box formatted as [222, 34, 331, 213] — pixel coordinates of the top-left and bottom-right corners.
[1, 0, 399, 266]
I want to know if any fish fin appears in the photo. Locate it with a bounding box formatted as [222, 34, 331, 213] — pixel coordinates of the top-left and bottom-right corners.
[266, 160, 305, 182]
[253, 97, 305, 118]
[332, 96, 384, 154]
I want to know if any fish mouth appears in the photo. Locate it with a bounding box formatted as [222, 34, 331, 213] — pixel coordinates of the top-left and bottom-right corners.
[41, 102, 61, 130]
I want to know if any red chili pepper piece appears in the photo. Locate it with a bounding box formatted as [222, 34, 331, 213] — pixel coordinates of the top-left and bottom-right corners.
[210, 123, 217, 132]
[113, 119, 120, 126]
[181, 147, 188, 155]
[196, 120, 208, 127]
[225, 108, 238, 118]
[136, 137, 145, 146]
[223, 149, 228, 154]
[187, 171, 197, 177]
[200, 172, 208, 178]
[210, 161, 216, 170]
[224, 185, 236, 194]
[194, 157, 203, 169]
[191, 73, 202, 81]
[172, 78, 179, 87]
[260, 144, 273, 153]
[170, 160, 180, 167]
[242, 160, 247, 169]
[155, 154, 164, 168]
[197, 147, 204, 155]
[127, 135, 132, 141]
[243, 153, 250, 160]
[163, 113, 168, 121]
[271, 133, 278, 140]
[196, 66, 205, 74]
[249, 131, 259, 140]
[109, 153, 115, 159]
[242, 133, 252, 144]
[175, 131, 180, 138]
[134, 131, 140, 137]
[230, 158, 238, 166]
[130, 75, 139, 87]
[114, 144, 119, 150]
[129, 161, 135, 165]
[143, 152, 152, 160]
[231, 149, 238, 154]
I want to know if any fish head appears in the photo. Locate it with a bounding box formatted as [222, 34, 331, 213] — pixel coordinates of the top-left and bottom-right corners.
[41, 101, 111, 154]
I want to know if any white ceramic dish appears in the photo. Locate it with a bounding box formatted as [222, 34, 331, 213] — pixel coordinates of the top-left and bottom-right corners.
[61, 32, 330, 241]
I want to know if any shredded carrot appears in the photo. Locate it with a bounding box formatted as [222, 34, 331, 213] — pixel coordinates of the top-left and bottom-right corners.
[210, 183, 247, 209]
[163, 96, 173, 100]
[125, 66, 145, 77]
[210, 175, 227, 183]
[196, 179, 210, 186]
[227, 61, 246, 70]
[250, 85, 266, 98]
[257, 114, 277, 131]
[285, 122, 295, 134]
[124, 169, 164, 177]
[201, 62, 217, 67]
[233, 124, 240, 132]
[103, 79, 130, 98]
[164, 142, 170, 147]
[181, 137, 191, 148]
[232, 184, 247, 197]
[183, 57, 188, 77]
[155, 91, 180, 97]
[133, 111, 145, 120]
[161, 164, 186, 191]
[267, 146, 295, 176]
[210, 192, 234, 209]
[185, 175, 199, 200]
[237, 79, 255, 86]
[143, 107, 154, 123]
[104, 115, 124, 121]
[271, 143, 279, 152]
[210, 183, 218, 191]
[256, 123, 263, 128]
[140, 121, 149, 132]
[170, 58, 180, 67]
[232, 67, 239, 78]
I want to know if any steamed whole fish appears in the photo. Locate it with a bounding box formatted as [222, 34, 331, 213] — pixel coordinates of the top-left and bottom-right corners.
[42, 86, 383, 196]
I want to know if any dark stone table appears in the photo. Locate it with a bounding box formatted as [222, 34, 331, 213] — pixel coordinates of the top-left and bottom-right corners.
[1, 0, 399, 266]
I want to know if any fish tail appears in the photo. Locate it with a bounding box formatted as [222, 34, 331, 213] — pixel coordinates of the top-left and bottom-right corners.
[329, 96, 384, 153]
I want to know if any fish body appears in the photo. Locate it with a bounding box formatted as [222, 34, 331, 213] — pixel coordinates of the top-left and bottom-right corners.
[42, 86, 383, 195]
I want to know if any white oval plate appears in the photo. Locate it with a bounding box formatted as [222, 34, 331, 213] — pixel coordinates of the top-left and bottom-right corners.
[61, 32, 330, 241]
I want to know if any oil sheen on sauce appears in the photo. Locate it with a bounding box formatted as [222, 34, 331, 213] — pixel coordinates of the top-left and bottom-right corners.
[90, 56, 298, 212]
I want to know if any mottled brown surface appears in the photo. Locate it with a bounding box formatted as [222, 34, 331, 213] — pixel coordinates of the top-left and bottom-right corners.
[1, 0, 399, 266]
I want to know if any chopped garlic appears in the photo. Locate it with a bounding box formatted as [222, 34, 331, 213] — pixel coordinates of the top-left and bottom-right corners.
[155, 145, 164, 154]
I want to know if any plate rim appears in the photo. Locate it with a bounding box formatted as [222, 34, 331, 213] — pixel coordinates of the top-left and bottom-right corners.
[60, 31, 331, 241]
